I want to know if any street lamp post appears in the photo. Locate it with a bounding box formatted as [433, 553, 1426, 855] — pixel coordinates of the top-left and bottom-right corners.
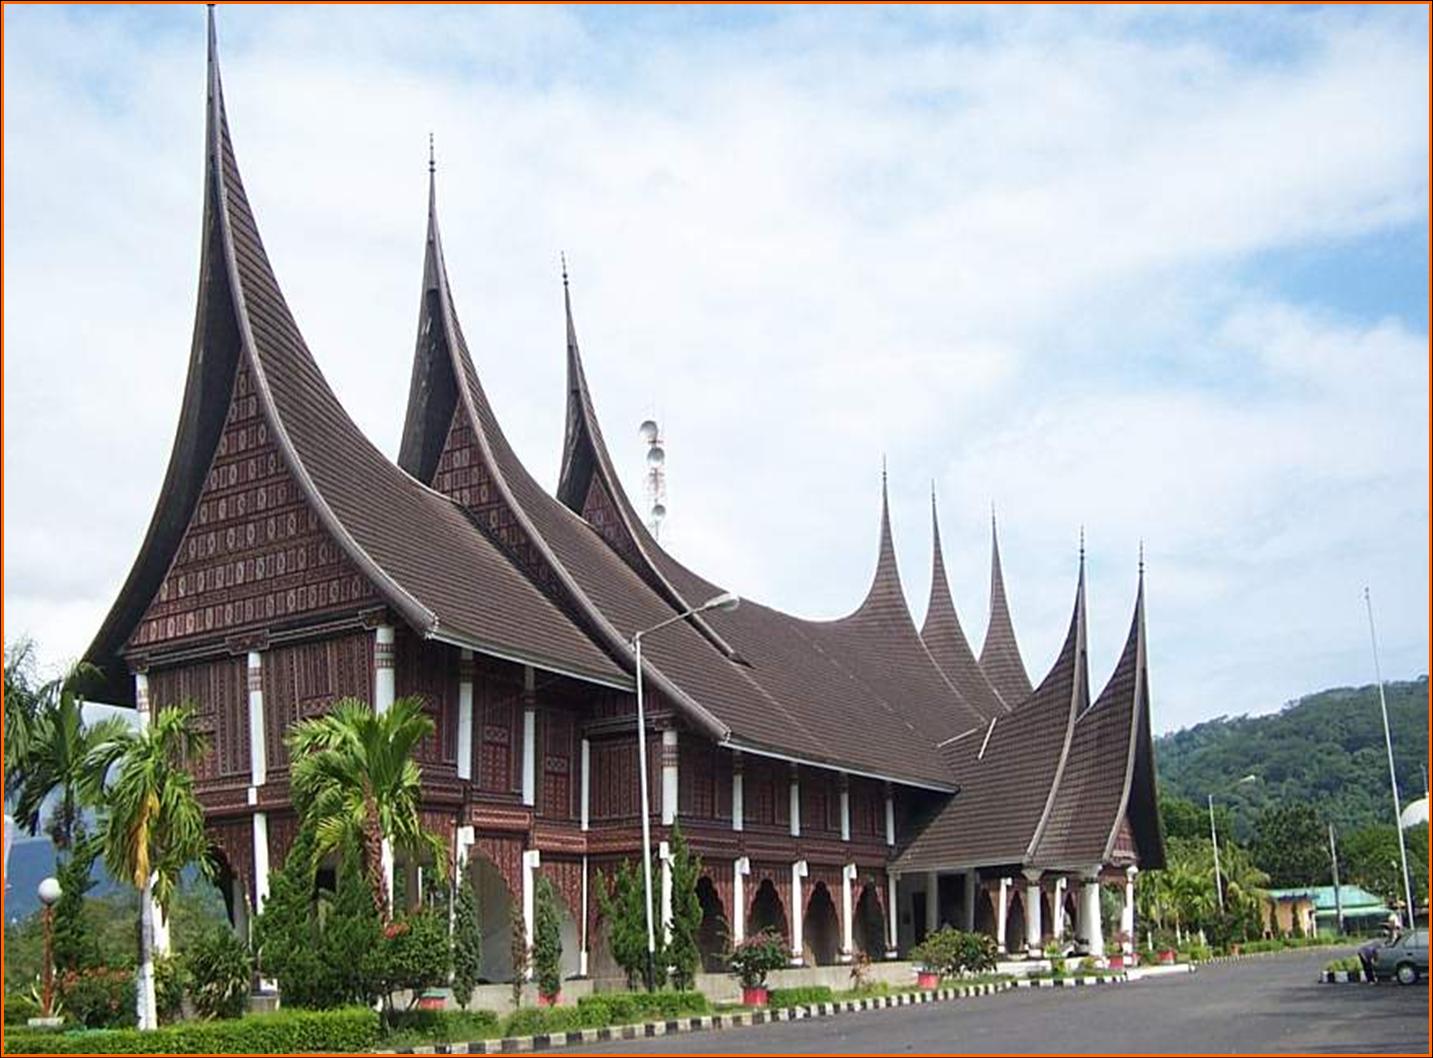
[37, 877, 62, 1020]
[1208, 794, 1224, 913]
[1364, 588, 1416, 930]
[631, 591, 739, 990]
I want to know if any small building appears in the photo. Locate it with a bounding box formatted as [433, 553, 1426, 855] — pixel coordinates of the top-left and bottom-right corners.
[1267, 885, 1390, 937]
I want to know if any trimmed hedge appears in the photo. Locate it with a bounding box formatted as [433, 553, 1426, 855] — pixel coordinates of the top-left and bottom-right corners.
[576, 990, 710, 1023]
[2, 1007, 380, 1054]
[383, 1008, 501, 1045]
[767, 985, 834, 1008]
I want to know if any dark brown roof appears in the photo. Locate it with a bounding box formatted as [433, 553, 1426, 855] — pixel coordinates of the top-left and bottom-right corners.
[978, 514, 1034, 707]
[922, 492, 1008, 722]
[893, 559, 1088, 872]
[84, 12, 627, 702]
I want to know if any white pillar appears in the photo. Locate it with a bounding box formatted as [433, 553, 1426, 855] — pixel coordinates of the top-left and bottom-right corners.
[1053, 876, 1067, 940]
[995, 878, 1010, 955]
[580, 738, 591, 832]
[457, 650, 474, 781]
[733, 857, 750, 944]
[963, 870, 977, 931]
[841, 864, 857, 962]
[1023, 869, 1043, 957]
[661, 729, 679, 826]
[731, 754, 744, 832]
[580, 854, 590, 977]
[252, 812, 271, 915]
[521, 668, 536, 807]
[886, 872, 899, 957]
[788, 770, 801, 838]
[884, 787, 896, 846]
[1122, 867, 1138, 955]
[1079, 868, 1105, 958]
[660, 841, 674, 943]
[247, 651, 266, 788]
[790, 860, 808, 965]
[925, 871, 940, 936]
[839, 778, 851, 842]
[374, 625, 396, 907]
[522, 849, 541, 979]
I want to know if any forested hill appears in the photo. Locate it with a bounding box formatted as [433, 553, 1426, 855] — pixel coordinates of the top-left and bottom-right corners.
[1156, 677, 1429, 839]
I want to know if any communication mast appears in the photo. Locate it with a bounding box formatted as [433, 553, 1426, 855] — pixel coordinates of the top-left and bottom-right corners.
[639, 419, 666, 541]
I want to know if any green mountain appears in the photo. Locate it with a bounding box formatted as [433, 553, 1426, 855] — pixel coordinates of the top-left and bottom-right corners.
[1155, 676, 1429, 841]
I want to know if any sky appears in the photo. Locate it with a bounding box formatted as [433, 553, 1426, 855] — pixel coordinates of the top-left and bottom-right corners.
[3, 4, 1428, 735]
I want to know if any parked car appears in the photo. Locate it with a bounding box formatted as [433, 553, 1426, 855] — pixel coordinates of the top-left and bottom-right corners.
[1358, 929, 1428, 984]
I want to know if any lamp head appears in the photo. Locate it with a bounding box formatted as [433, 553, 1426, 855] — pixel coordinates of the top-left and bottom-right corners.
[702, 591, 740, 614]
[37, 876, 62, 907]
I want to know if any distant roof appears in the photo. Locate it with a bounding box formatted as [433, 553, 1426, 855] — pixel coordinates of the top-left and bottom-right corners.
[1267, 885, 1388, 911]
[1401, 795, 1428, 829]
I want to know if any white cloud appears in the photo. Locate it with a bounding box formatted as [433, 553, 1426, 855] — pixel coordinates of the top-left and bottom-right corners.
[3, 4, 1427, 730]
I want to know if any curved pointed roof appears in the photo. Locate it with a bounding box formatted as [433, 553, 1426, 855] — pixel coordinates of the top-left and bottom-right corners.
[979, 513, 1033, 706]
[894, 554, 1088, 872]
[922, 492, 1008, 722]
[85, 11, 626, 701]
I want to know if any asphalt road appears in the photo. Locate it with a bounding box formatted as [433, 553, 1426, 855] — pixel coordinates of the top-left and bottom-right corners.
[570, 948, 1429, 1054]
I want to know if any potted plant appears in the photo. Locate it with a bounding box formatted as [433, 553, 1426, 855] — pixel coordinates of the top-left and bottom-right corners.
[418, 988, 449, 1011]
[729, 930, 788, 1006]
[910, 928, 969, 990]
[1107, 931, 1131, 970]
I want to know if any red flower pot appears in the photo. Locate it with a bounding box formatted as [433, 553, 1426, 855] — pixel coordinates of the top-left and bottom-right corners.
[417, 990, 448, 1011]
[538, 991, 560, 1008]
[1158, 949, 1176, 965]
[742, 986, 769, 1007]
[1107, 954, 1125, 970]
[917, 971, 940, 990]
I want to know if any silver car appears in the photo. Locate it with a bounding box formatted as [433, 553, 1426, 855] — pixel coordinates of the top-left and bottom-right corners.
[1361, 929, 1429, 984]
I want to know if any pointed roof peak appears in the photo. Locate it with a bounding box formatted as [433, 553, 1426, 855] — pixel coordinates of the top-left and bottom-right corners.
[979, 507, 1033, 706]
[428, 132, 436, 175]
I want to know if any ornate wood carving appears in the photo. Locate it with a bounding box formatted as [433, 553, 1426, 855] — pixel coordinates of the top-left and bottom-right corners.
[267, 812, 302, 871]
[149, 656, 248, 781]
[262, 633, 373, 772]
[129, 360, 377, 651]
[395, 629, 458, 767]
[473, 833, 524, 899]
[538, 856, 583, 921]
[207, 817, 254, 902]
[540, 708, 576, 822]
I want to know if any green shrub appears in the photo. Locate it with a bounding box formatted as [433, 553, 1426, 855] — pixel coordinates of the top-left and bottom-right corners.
[503, 1005, 547, 1038]
[383, 1007, 500, 1045]
[184, 927, 252, 1020]
[451, 875, 482, 1010]
[57, 965, 136, 1029]
[665, 824, 703, 991]
[154, 954, 187, 1025]
[768, 985, 833, 1008]
[1, 1006, 380, 1054]
[534, 1005, 585, 1033]
[378, 909, 452, 1009]
[4, 992, 40, 1024]
[533, 878, 563, 1002]
[575, 990, 710, 1024]
[727, 930, 788, 988]
[910, 928, 997, 977]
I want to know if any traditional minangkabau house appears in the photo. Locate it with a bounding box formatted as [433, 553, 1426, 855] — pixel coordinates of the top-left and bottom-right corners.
[84, 13, 1163, 986]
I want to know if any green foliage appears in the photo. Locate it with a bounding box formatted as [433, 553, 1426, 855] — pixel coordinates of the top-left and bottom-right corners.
[252, 828, 324, 1008]
[595, 857, 665, 990]
[1, 1007, 382, 1054]
[665, 824, 702, 991]
[1251, 803, 1329, 887]
[52, 844, 101, 974]
[183, 927, 252, 1020]
[909, 928, 997, 977]
[57, 965, 137, 1029]
[727, 929, 788, 988]
[1340, 822, 1430, 907]
[379, 909, 452, 1010]
[451, 874, 482, 1010]
[509, 899, 529, 1010]
[767, 985, 834, 1008]
[533, 877, 563, 1001]
[382, 1008, 500, 1046]
[502, 1005, 547, 1038]
[5, 638, 42, 792]
[5, 992, 42, 1024]
[153, 954, 187, 1024]
[1155, 677, 1428, 839]
[574, 990, 709, 1024]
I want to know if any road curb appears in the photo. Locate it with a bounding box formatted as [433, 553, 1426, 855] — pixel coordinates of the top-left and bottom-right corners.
[1319, 970, 1372, 984]
[379, 975, 1134, 1053]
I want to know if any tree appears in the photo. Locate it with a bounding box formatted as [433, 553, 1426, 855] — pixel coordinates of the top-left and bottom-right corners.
[286, 696, 446, 923]
[4, 638, 41, 792]
[451, 873, 482, 1010]
[1252, 803, 1329, 887]
[91, 705, 212, 1029]
[52, 840, 101, 973]
[1341, 822, 1430, 908]
[665, 823, 702, 991]
[509, 900, 529, 1009]
[10, 659, 129, 851]
[533, 877, 563, 1002]
[597, 857, 664, 989]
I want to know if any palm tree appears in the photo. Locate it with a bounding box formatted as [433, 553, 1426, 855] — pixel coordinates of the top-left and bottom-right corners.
[286, 696, 446, 923]
[10, 657, 130, 850]
[91, 705, 212, 1030]
[4, 639, 41, 791]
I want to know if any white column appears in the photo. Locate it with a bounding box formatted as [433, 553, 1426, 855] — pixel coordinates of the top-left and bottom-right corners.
[1079, 868, 1105, 958]
[790, 860, 808, 965]
[995, 878, 1010, 955]
[1122, 867, 1138, 955]
[252, 812, 271, 914]
[885, 872, 899, 957]
[580, 738, 591, 832]
[247, 651, 267, 788]
[1053, 877, 1067, 940]
[788, 769, 801, 838]
[375, 625, 397, 907]
[731, 754, 744, 832]
[733, 857, 750, 944]
[659, 840, 674, 943]
[1023, 869, 1043, 957]
[661, 729, 679, 826]
[925, 871, 940, 936]
[580, 854, 590, 977]
[457, 650, 474, 781]
[841, 864, 857, 962]
[839, 778, 851, 843]
[521, 849, 541, 979]
[963, 870, 977, 931]
[884, 787, 896, 847]
[521, 668, 537, 807]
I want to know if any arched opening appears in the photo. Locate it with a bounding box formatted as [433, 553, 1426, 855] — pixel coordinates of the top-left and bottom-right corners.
[1006, 890, 1025, 952]
[749, 878, 788, 941]
[466, 853, 518, 986]
[803, 883, 841, 966]
[854, 883, 885, 957]
[696, 877, 729, 972]
[974, 887, 996, 937]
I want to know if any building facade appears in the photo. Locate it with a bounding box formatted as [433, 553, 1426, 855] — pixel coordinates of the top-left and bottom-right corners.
[84, 12, 1163, 984]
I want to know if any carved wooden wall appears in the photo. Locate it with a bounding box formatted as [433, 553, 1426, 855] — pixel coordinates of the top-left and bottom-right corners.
[540, 708, 576, 821]
[262, 633, 373, 772]
[589, 737, 639, 821]
[130, 360, 376, 651]
[395, 629, 458, 768]
[149, 656, 248, 781]
[473, 657, 522, 797]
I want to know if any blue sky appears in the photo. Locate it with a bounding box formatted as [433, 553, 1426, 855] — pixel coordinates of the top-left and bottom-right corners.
[3, 4, 1428, 734]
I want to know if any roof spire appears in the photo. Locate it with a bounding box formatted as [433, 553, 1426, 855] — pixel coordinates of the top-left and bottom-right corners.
[561, 251, 569, 289]
[428, 132, 436, 175]
[1138, 538, 1145, 576]
[979, 507, 1033, 706]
